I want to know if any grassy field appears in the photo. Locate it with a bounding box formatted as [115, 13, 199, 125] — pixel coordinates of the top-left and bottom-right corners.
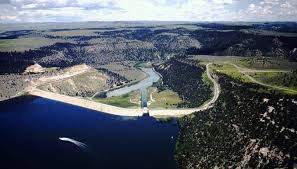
[151, 24, 203, 31]
[191, 55, 248, 63]
[247, 72, 297, 91]
[193, 56, 297, 94]
[45, 29, 102, 37]
[210, 63, 251, 83]
[202, 60, 297, 96]
[209, 62, 297, 95]
[92, 91, 140, 108]
[0, 37, 70, 52]
[148, 87, 182, 109]
[232, 58, 297, 70]
[191, 55, 297, 70]
[134, 61, 153, 68]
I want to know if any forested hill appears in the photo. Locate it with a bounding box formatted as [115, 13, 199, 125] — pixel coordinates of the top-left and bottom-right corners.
[189, 29, 297, 61]
[154, 59, 212, 108]
[175, 73, 297, 169]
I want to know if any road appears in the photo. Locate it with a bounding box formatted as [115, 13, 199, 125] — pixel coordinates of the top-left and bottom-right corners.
[26, 64, 143, 116]
[149, 63, 221, 117]
[24, 62, 297, 117]
[230, 63, 297, 93]
[29, 88, 143, 116]
[26, 63, 220, 118]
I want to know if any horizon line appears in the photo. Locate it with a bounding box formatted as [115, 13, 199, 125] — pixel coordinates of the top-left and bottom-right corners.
[1, 20, 297, 24]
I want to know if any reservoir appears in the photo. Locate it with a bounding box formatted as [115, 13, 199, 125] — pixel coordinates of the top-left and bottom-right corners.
[0, 96, 178, 169]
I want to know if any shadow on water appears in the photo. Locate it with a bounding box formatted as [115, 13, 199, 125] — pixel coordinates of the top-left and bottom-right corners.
[0, 96, 179, 169]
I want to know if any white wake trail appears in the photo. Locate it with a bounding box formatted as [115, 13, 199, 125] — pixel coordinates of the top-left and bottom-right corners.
[59, 137, 87, 149]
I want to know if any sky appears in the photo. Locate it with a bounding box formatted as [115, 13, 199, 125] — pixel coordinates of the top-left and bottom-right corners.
[0, 0, 296, 22]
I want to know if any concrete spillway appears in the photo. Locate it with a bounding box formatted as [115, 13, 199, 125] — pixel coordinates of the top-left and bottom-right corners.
[141, 88, 149, 115]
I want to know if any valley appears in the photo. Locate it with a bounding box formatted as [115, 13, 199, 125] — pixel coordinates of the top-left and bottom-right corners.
[0, 22, 297, 169]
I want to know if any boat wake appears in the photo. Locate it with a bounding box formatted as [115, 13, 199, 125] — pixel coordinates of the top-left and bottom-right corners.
[59, 137, 88, 149]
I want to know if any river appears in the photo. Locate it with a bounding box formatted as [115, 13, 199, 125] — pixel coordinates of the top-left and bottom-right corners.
[0, 96, 179, 169]
[106, 68, 160, 108]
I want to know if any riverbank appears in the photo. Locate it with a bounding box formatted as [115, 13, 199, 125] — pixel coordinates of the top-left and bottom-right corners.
[105, 68, 160, 97]
[26, 63, 220, 117]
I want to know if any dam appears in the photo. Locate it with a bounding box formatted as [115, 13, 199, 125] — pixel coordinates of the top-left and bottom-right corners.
[27, 64, 219, 117]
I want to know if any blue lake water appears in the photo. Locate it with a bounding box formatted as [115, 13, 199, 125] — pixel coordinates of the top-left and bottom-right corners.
[0, 96, 179, 169]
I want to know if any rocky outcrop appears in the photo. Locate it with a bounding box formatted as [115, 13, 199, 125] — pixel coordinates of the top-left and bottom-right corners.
[24, 63, 45, 74]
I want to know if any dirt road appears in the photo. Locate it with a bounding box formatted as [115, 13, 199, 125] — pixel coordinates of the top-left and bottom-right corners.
[26, 64, 143, 116]
[149, 63, 220, 117]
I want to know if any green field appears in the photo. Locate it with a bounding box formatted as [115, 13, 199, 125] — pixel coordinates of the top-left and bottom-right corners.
[0, 37, 70, 52]
[45, 29, 102, 37]
[233, 58, 297, 70]
[92, 91, 140, 108]
[248, 72, 297, 91]
[195, 56, 297, 93]
[192, 55, 297, 70]
[209, 62, 297, 94]
[210, 63, 251, 83]
[149, 87, 182, 109]
[134, 61, 153, 68]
